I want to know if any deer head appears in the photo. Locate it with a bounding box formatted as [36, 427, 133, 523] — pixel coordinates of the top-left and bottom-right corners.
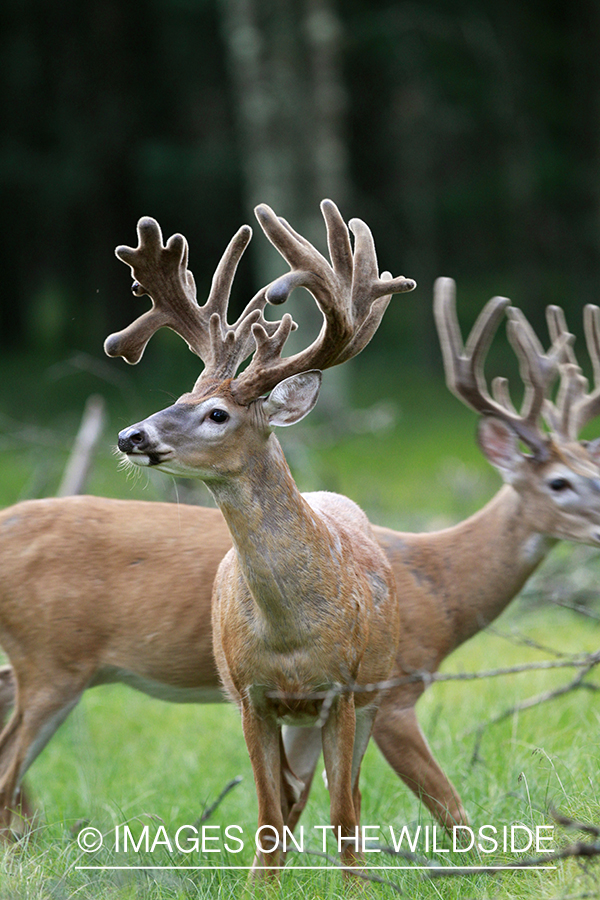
[434, 277, 600, 546]
[111, 201, 416, 478]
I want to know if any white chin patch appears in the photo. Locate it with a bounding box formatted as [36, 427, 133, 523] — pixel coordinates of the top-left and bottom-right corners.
[128, 453, 152, 468]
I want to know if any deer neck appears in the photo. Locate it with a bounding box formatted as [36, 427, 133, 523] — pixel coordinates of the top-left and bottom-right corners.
[446, 486, 555, 641]
[207, 435, 334, 624]
[384, 485, 557, 652]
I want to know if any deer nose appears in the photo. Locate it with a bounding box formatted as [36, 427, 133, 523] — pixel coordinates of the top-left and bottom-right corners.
[118, 426, 150, 454]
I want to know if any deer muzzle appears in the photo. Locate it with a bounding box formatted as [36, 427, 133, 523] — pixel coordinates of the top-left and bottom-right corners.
[117, 423, 167, 467]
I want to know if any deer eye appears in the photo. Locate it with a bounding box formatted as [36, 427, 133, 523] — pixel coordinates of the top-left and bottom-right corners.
[548, 477, 570, 492]
[208, 408, 229, 423]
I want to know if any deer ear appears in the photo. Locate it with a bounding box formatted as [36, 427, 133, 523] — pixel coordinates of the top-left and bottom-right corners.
[586, 437, 600, 465]
[478, 417, 523, 481]
[262, 370, 322, 427]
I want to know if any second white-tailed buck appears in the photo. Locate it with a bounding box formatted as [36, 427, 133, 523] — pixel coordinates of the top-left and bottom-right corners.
[113, 201, 415, 872]
[1, 273, 600, 843]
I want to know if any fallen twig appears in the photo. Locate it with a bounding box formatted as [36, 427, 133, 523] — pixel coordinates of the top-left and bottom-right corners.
[423, 838, 599, 878]
[196, 776, 243, 826]
[298, 847, 404, 893]
[297, 822, 599, 892]
[551, 810, 600, 839]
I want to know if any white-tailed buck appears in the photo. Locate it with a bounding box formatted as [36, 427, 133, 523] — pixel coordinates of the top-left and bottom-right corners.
[1, 276, 600, 844]
[113, 201, 415, 872]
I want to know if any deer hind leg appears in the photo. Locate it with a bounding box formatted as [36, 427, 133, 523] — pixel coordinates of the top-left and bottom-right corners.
[0, 665, 16, 713]
[0, 674, 84, 838]
[278, 731, 304, 823]
[281, 724, 322, 834]
[0, 665, 32, 825]
[372, 703, 468, 830]
[350, 704, 378, 829]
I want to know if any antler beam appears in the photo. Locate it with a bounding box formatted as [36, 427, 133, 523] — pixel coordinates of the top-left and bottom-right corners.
[434, 277, 569, 457]
[232, 199, 416, 403]
[105, 217, 292, 380]
[107, 202, 416, 405]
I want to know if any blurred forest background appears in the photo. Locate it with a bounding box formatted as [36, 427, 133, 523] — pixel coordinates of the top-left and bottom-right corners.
[2, 0, 600, 517]
[3, 9, 600, 897]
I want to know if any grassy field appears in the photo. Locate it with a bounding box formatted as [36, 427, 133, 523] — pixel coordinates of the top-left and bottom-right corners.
[1, 607, 598, 899]
[0, 351, 598, 898]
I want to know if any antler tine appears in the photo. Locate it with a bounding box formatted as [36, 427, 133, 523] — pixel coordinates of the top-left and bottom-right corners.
[337, 216, 415, 365]
[491, 376, 518, 414]
[584, 304, 600, 384]
[205, 225, 253, 324]
[504, 307, 567, 420]
[533, 302, 600, 442]
[433, 277, 467, 389]
[105, 217, 253, 366]
[434, 277, 509, 409]
[506, 306, 576, 452]
[553, 363, 590, 440]
[261, 200, 354, 309]
[233, 200, 416, 403]
[197, 233, 297, 383]
[542, 304, 578, 436]
[567, 304, 600, 437]
[546, 305, 578, 365]
[527, 304, 582, 441]
[434, 277, 551, 456]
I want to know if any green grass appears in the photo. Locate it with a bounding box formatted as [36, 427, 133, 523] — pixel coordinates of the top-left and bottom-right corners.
[1, 607, 598, 898]
[0, 354, 599, 897]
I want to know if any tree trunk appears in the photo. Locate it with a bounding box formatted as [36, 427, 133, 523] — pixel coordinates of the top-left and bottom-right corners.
[220, 0, 350, 409]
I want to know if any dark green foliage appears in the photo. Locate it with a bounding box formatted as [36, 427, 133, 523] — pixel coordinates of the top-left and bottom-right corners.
[1, 0, 600, 371]
[0, 0, 244, 355]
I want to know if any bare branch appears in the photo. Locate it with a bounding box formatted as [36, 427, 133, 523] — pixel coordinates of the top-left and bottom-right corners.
[546, 597, 600, 621]
[265, 648, 600, 704]
[56, 395, 106, 497]
[195, 776, 243, 826]
[468, 662, 600, 739]
[483, 622, 576, 659]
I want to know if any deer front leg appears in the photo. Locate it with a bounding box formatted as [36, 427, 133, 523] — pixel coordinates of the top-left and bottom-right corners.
[0, 673, 84, 838]
[321, 692, 361, 868]
[372, 702, 468, 830]
[241, 700, 286, 878]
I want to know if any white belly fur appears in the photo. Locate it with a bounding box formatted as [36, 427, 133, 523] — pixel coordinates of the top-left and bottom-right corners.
[91, 667, 225, 704]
